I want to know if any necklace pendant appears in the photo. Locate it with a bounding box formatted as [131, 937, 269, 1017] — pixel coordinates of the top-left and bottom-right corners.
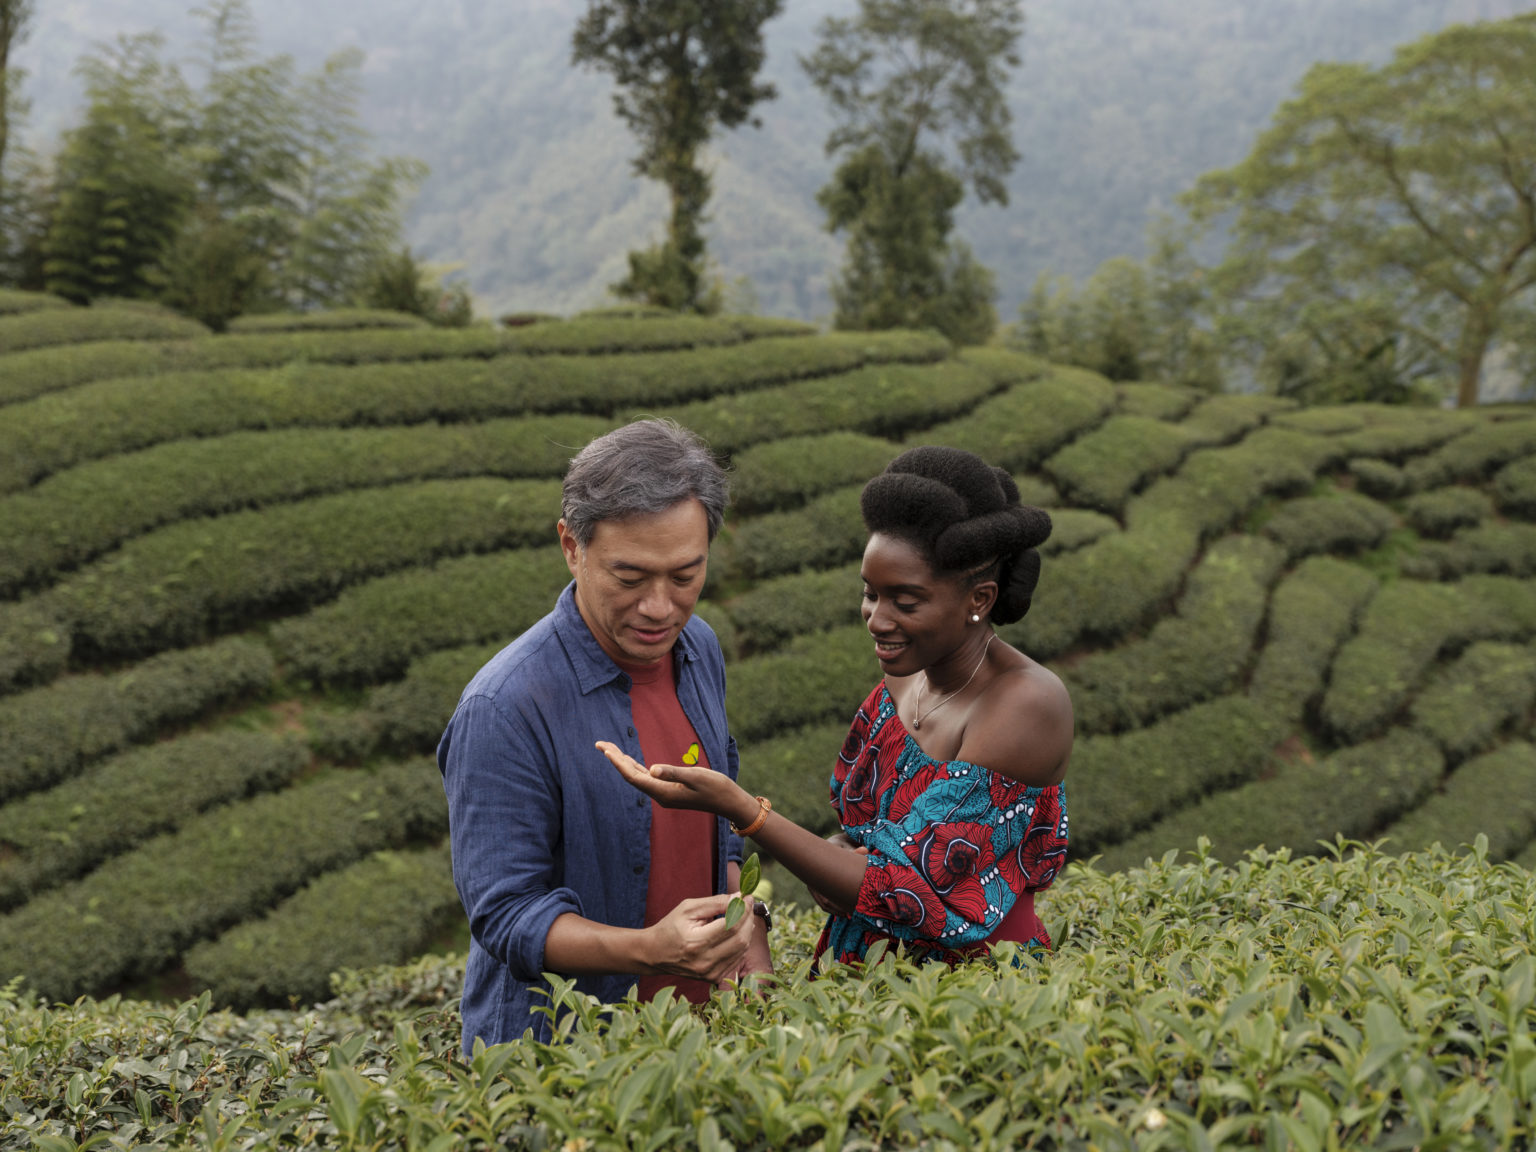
[912, 717, 921, 730]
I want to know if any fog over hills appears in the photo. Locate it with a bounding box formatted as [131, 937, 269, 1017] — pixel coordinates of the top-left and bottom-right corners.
[16, 0, 1534, 320]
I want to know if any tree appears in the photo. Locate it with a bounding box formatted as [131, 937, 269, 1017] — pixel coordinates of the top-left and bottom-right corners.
[1185, 14, 1536, 408]
[43, 35, 195, 303]
[802, 0, 1022, 344]
[0, 0, 32, 187]
[572, 0, 783, 313]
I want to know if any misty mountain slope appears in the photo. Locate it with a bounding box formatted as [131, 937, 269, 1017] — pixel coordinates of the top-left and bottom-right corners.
[16, 0, 1534, 319]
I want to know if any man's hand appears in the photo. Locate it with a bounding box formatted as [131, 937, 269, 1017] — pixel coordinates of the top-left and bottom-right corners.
[644, 893, 757, 984]
[720, 911, 774, 989]
[807, 832, 868, 916]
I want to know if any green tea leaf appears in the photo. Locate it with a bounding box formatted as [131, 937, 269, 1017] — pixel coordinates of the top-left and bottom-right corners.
[740, 852, 761, 896]
[724, 895, 746, 929]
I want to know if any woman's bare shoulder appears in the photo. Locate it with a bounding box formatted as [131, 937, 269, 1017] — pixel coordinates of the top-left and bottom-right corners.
[958, 658, 1073, 788]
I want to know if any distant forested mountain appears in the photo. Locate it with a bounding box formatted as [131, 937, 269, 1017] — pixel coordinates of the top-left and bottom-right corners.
[16, 0, 1535, 319]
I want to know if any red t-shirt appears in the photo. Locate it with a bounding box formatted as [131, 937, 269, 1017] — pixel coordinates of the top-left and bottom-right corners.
[616, 650, 718, 1004]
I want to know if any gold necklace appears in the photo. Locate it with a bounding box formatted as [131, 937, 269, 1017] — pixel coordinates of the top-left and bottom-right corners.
[911, 633, 995, 731]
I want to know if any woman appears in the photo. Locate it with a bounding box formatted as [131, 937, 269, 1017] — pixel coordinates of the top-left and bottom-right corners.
[599, 446, 1072, 967]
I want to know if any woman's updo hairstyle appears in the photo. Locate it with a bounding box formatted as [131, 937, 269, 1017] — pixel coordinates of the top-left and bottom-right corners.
[860, 446, 1052, 625]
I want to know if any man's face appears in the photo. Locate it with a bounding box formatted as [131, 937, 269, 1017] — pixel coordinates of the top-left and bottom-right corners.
[558, 498, 711, 666]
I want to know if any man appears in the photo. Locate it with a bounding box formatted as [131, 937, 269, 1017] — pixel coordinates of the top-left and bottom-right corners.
[438, 418, 771, 1051]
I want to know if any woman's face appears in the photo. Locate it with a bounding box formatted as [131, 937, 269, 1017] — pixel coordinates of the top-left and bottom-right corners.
[860, 532, 977, 677]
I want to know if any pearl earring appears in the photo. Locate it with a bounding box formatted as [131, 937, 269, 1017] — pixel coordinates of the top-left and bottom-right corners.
[970, 614, 980, 623]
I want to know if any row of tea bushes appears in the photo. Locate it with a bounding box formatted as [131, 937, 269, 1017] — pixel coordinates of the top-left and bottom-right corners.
[658, 358, 1010, 456]
[0, 636, 274, 801]
[1260, 490, 1398, 558]
[1408, 641, 1536, 760]
[0, 730, 306, 910]
[226, 308, 428, 333]
[1114, 380, 1203, 420]
[918, 360, 1116, 471]
[1067, 696, 1280, 855]
[0, 759, 446, 1003]
[1062, 535, 1285, 735]
[1041, 395, 1272, 513]
[271, 547, 571, 685]
[729, 432, 899, 514]
[0, 287, 70, 314]
[1380, 742, 1536, 860]
[0, 416, 607, 594]
[1247, 556, 1381, 722]
[1322, 575, 1536, 743]
[724, 625, 874, 743]
[1495, 456, 1536, 516]
[20, 845, 1531, 1150]
[0, 301, 208, 354]
[0, 331, 943, 490]
[1403, 522, 1536, 579]
[717, 486, 864, 582]
[0, 479, 561, 677]
[1400, 413, 1536, 490]
[1402, 486, 1495, 537]
[184, 844, 459, 1010]
[1100, 729, 1446, 870]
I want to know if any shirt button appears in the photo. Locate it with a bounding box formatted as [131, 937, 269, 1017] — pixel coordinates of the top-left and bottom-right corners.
[627, 726, 636, 737]
[635, 798, 644, 808]
[632, 865, 643, 875]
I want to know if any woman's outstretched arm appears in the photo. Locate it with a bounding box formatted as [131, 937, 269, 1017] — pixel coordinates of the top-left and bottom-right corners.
[596, 741, 869, 911]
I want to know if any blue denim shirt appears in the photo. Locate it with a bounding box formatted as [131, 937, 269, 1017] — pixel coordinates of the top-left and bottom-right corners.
[437, 582, 741, 1051]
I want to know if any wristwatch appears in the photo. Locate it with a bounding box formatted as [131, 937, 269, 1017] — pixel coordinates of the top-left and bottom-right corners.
[751, 900, 773, 931]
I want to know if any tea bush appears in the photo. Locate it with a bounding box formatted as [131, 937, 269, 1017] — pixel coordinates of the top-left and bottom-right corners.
[6, 845, 1535, 1151]
[725, 625, 873, 741]
[1403, 415, 1536, 489]
[1113, 380, 1200, 420]
[0, 288, 70, 315]
[1063, 536, 1285, 735]
[0, 417, 610, 593]
[1272, 406, 1368, 434]
[723, 562, 862, 653]
[226, 309, 429, 333]
[1069, 695, 1280, 854]
[919, 362, 1116, 470]
[1347, 456, 1407, 498]
[1336, 407, 1475, 461]
[0, 730, 307, 910]
[1039, 508, 1118, 555]
[1324, 576, 1536, 742]
[657, 358, 1007, 455]
[0, 302, 207, 354]
[0, 332, 942, 491]
[1102, 729, 1444, 868]
[717, 486, 864, 582]
[184, 844, 458, 1009]
[1409, 641, 1536, 759]
[1247, 556, 1380, 721]
[729, 432, 898, 514]
[0, 758, 446, 1002]
[1379, 741, 1536, 860]
[0, 637, 274, 800]
[1494, 455, 1536, 517]
[26, 479, 561, 663]
[1042, 415, 1201, 512]
[271, 546, 571, 684]
[1261, 490, 1398, 558]
[1403, 522, 1536, 579]
[0, 600, 69, 692]
[1402, 485, 1495, 538]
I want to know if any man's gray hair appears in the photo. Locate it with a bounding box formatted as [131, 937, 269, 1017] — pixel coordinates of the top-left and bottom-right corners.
[561, 419, 729, 547]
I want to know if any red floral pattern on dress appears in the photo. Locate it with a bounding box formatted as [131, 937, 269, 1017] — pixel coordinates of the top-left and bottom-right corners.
[888, 760, 949, 824]
[856, 862, 948, 936]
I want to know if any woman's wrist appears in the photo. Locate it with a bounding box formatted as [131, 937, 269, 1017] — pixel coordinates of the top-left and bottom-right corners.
[726, 787, 763, 832]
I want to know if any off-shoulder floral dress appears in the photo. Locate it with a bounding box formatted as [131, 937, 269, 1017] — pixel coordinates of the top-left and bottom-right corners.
[813, 681, 1069, 968]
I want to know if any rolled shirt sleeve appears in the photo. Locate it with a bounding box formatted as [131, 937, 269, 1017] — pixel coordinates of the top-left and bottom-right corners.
[440, 693, 584, 983]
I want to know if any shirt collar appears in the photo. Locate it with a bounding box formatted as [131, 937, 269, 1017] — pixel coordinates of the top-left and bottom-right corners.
[552, 581, 698, 696]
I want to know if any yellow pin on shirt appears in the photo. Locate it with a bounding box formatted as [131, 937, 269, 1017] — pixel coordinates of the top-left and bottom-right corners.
[681, 741, 701, 766]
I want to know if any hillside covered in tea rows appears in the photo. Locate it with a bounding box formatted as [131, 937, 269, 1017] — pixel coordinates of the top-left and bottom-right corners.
[1, 286, 1534, 1008]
